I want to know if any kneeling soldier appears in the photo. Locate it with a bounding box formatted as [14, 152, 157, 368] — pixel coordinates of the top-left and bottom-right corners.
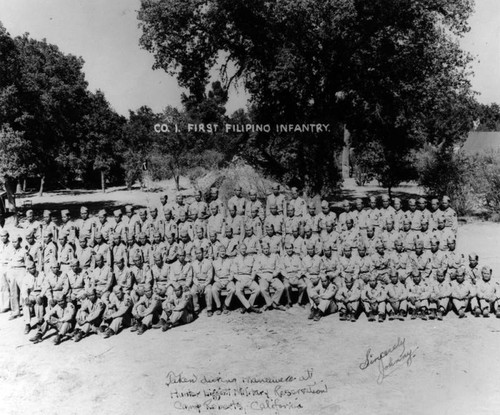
[428, 269, 451, 320]
[159, 282, 195, 331]
[450, 267, 475, 318]
[74, 288, 106, 342]
[30, 292, 75, 345]
[475, 266, 498, 318]
[101, 286, 133, 338]
[361, 276, 387, 322]
[308, 275, 337, 321]
[335, 276, 361, 321]
[132, 287, 160, 334]
[406, 270, 430, 320]
[386, 269, 408, 321]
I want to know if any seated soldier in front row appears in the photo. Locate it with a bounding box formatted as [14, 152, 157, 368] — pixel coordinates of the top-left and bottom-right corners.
[74, 288, 106, 342]
[308, 275, 337, 321]
[385, 269, 408, 321]
[475, 266, 499, 318]
[335, 276, 361, 322]
[361, 276, 387, 322]
[101, 286, 133, 339]
[30, 292, 76, 345]
[157, 282, 195, 332]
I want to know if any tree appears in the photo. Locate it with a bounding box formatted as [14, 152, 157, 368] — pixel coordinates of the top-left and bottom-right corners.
[138, 0, 475, 194]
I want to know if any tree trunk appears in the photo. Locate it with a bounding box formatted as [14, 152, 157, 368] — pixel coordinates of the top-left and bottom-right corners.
[388, 186, 392, 199]
[22, 179, 26, 192]
[175, 174, 180, 191]
[16, 180, 22, 194]
[101, 170, 106, 193]
[4, 178, 18, 226]
[38, 176, 45, 196]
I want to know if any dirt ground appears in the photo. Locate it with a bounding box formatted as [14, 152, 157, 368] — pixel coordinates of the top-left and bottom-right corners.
[1, 183, 500, 415]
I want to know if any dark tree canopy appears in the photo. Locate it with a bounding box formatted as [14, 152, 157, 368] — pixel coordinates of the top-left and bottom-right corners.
[138, 0, 476, 194]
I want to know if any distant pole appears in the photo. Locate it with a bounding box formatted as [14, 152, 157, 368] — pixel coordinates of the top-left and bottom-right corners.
[342, 126, 350, 179]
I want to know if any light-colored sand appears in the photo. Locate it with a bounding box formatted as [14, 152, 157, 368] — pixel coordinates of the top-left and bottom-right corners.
[1, 184, 499, 415]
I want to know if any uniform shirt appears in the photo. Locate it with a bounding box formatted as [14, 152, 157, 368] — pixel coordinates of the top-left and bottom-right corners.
[360, 235, 378, 256]
[356, 255, 374, 279]
[408, 251, 432, 278]
[207, 214, 225, 236]
[57, 242, 75, 266]
[219, 236, 239, 258]
[133, 294, 158, 317]
[21, 270, 45, 298]
[137, 243, 153, 266]
[337, 211, 355, 232]
[213, 257, 233, 283]
[322, 254, 342, 280]
[450, 280, 475, 299]
[279, 254, 303, 280]
[432, 228, 455, 252]
[231, 254, 255, 280]
[406, 280, 430, 300]
[242, 235, 261, 256]
[67, 269, 87, 298]
[112, 243, 128, 265]
[225, 215, 245, 238]
[443, 251, 465, 272]
[336, 282, 361, 302]
[264, 214, 284, 235]
[40, 221, 59, 241]
[44, 302, 76, 323]
[405, 210, 423, 231]
[386, 281, 408, 301]
[302, 254, 323, 279]
[392, 209, 406, 231]
[9, 245, 28, 268]
[302, 213, 321, 233]
[291, 236, 307, 258]
[90, 264, 114, 293]
[42, 271, 70, 299]
[143, 216, 164, 240]
[320, 230, 341, 252]
[113, 265, 133, 292]
[22, 219, 41, 239]
[164, 219, 178, 240]
[78, 298, 105, 322]
[130, 264, 153, 289]
[429, 250, 446, 274]
[122, 214, 141, 237]
[252, 253, 279, 279]
[260, 235, 282, 255]
[365, 208, 381, 229]
[94, 241, 112, 265]
[42, 241, 58, 268]
[151, 263, 170, 289]
[475, 280, 498, 301]
[389, 251, 411, 275]
[361, 284, 387, 302]
[192, 258, 214, 286]
[169, 261, 193, 287]
[340, 228, 359, 250]
[378, 206, 396, 229]
[338, 256, 360, 280]
[189, 201, 209, 219]
[442, 207, 458, 233]
[106, 292, 132, 318]
[95, 219, 115, 242]
[75, 245, 95, 270]
[304, 234, 323, 255]
[111, 221, 128, 241]
[283, 216, 301, 236]
[287, 197, 307, 218]
[465, 265, 482, 285]
[59, 220, 78, 244]
[310, 282, 337, 300]
[428, 279, 452, 299]
[245, 216, 264, 239]
[318, 212, 337, 233]
[25, 240, 41, 265]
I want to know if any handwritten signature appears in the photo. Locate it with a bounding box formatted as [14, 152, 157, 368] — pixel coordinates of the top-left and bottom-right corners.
[359, 337, 418, 383]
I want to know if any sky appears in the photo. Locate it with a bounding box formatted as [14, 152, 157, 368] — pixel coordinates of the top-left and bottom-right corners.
[0, 0, 499, 117]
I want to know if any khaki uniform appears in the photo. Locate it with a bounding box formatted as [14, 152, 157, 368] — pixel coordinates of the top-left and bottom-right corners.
[132, 295, 160, 328]
[102, 292, 132, 333]
[371, 252, 391, 284]
[266, 194, 286, 216]
[475, 279, 499, 312]
[406, 280, 430, 311]
[264, 213, 284, 235]
[261, 235, 282, 255]
[20, 269, 45, 326]
[428, 279, 452, 311]
[451, 280, 476, 312]
[207, 213, 225, 237]
[42, 271, 70, 303]
[66, 269, 88, 302]
[320, 230, 341, 252]
[361, 283, 387, 315]
[253, 253, 284, 307]
[76, 297, 105, 334]
[191, 258, 214, 312]
[224, 215, 245, 240]
[212, 257, 236, 309]
[310, 281, 337, 314]
[385, 281, 408, 314]
[228, 196, 247, 215]
[231, 254, 260, 309]
[335, 281, 361, 314]
[245, 200, 265, 221]
[408, 251, 432, 279]
[89, 264, 114, 301]
[39, 302, 76, 336]
[389, 251, 411, 282]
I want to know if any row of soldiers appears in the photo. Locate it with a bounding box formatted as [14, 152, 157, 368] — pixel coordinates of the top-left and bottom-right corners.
[0, 188, 488, 346]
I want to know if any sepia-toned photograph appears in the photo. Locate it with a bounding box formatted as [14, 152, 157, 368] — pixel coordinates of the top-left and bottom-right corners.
[0, 1, 499, 414]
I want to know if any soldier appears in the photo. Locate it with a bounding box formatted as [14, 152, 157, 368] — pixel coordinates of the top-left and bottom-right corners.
[73, 288, 106, 342]
[322, 244, 342, 285]
[302, 241, 324, 304]
[211, 245, 236, 314]
[379, 195, 395, 229]
[408, 240, 432, 280]
[131, 287, 160, 335]
[290, 224, 306, 258]
[164, 232, 179, 264]
[93, 231, 112, 266]
[406, 270, 431, 320]
[112, 209, 128, 241]
[225, 204, 245, 242]
[361, 276, 387, 322]
[320, 219, 341, 253]
[361, 226, 378, 256]
[266, 184, 286, 216]
[41, 231, 58, 274]
[75, 236, 95, 271]
[189, 190, 209, 221]
[366, 196, 381, 231]
[20, 260, 45, 334]
[192, 226, 211, 258]
[24, 231, 41, 266]
[429, 238, 447, 280]
[280, 240, 307, 308]
[392, 198, 405, 231]
[95, 209, 114, 243]
[168, 249, 193, 293]
[40, 209, 59, 242]
[253, 241, 285, 311]
[172, 193, 187, 222]
[242, 223, 261, 256]
[385, 270, 408, 320]
[261, 224, 282, 255]
[264, 203, 284, 236]
[441, 196, 458, 234]
[335, 276, 361, 321]
[405, 199, 422, 232]
[246, 187, 265, 221]
[160, 194, 172, 219]
[231, 244, 262, 313]
[57, 231, 76, 274]
[113, 256, 133, 297]
[356, 244, 373, 285]
[228, 185, 246, 215]
[101, 286, 133, 338]
[337, 200, 353, 232]
[450, 267, 475, 318]
[8, 234, 27, 319]
[352, 198, 368, 236]
[389, 238, 412, 283]
[443, 237, 465, 278]
[136, 209, 149, 237]
[209, 187, 226, 218]
[76, 206, 94, 240]
[151, 252, 171, 304]
[136, 232, 153, 266]
[475, 266, 499, 318]
[207, 230, 222, 260]
[338, 244, 359, 286]
[400, 219, 416, 253]
[318, 200, 337, 233]
[428, 269, 452, 320]
[130, 253, 153, 303]
[207, 202, 225, 238]
[417, 198, 432, 227]
[123, 205, 140, 238]
[340, 218, 359, 252]
[283, 205, 300, 238]
[371, 240, 391, 284]
[41, 261, 70, 306]
[111, 232, 128, 266]
[66, 259, 87, 303]
[432, 217, 454, 251]
[158, 282, 195, 331]
[59, 209, 77, 244]
[428, 198, 442, 231]
[465, 253, 481, 284]
[303, 202, 321, 235]
[288, 187, 307, 218]
[219, 226, 239, 258]
[90, 253, 114, 302]
[22, 209, 40, 239]
[144, 207, 164, 240]
[190, 247, 214, 315]
[418, 219, 433, 251]
[29, 292, 75, 345]
[308, 275, 337, 321]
